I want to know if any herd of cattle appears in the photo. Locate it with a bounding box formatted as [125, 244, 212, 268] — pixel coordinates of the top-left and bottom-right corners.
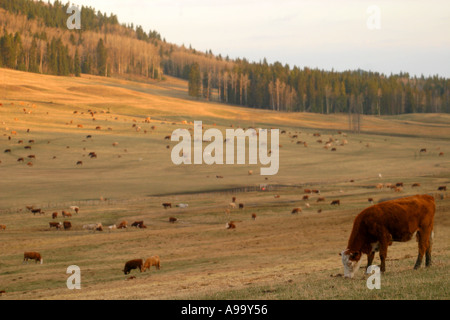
[0, 102, 448, 286]
[5, 186, 445, 280]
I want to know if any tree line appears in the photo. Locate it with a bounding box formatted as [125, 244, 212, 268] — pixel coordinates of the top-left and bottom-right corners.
[186, 58, 450, 115]
[0, 0, 449, 115]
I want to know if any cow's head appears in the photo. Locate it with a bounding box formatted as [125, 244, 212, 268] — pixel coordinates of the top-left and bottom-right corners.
[340, 249, 362, 278]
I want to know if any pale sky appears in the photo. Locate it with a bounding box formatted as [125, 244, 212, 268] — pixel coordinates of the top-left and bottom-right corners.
[67, 0, 450, 78]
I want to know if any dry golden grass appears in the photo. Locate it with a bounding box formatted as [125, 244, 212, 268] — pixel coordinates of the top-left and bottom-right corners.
[0, 68, 449, 300]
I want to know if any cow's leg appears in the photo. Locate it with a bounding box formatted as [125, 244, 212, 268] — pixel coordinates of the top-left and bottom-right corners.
[425, 231, 433, 267]
[378, 238, 390, 273]
[367, 251, 375, 270]
[415, 229, 432, 269]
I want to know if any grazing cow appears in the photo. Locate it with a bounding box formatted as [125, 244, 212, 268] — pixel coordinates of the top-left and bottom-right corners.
[303, 195, 309, 200]
[232, 196, 236, 203]
[123, 259, 144, 275]
[439, 152, 444, 156]
[340, 194, 435, 278]
[62, 211, 72, 218]
[438, 186, 447, 191]
[0, 224, 6, 230]
[216, 175, 224, 179]
[412, 183, 421, 188]
[162, 202, 172, 209]
[316, 197, 325, 202]
[420, 148, 427, 153]
[331, 147, 337, 151]
[176, 203, 188, 208]
[23, 252, 43, 264]
[49, 222, 62, 229]
[17, 157, 24, 162]
[27, 155, 35, 159]
[169, 217, 177, 223]
[239, 203, 244, 209]
[251, 213, 257, 220]
[291, 208, 301, 214]
[117, 221, 127, 229]
[395, 187, 403, 193]
[4, 149, 11, 153]
[26, 206, 34, 212]
[70, 206, 79, 214]
[317, 209, 322, 213]
[88, 152, 97, 159]
[304, 189, 312, 194]
[396, 182, 404, 187]
[274, 195, 280, 198]
[31, 208, 42, 215]
[368, 198, 374, 204]
[143, 256, 161, 271]
[24, 146, 31, 150]
[108, 225, 117, 232]
[131, 221, 145, 228]
[52, 212, 58, 219]
[229, 202, 236, 209]
[76, 161, 83, 166]
[312, 190, 320, 194]
[331, 200, 340, 206]
[63, 221, 72, 230]
[376, 183, 383, 190]
[226, 222, 236, 229]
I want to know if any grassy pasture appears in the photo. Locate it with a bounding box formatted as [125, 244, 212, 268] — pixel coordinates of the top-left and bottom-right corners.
[0, 68, 449, 300]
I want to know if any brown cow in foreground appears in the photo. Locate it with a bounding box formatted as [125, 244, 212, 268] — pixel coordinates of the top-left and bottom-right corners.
[143, 256, 161, 272]
[23, 252, 43, 264]
[123, 259, 144, 275]
[340, 194, 435, 278]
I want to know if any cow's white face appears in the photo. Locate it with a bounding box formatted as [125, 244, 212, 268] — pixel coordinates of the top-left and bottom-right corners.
[341, 249, 362, 278]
